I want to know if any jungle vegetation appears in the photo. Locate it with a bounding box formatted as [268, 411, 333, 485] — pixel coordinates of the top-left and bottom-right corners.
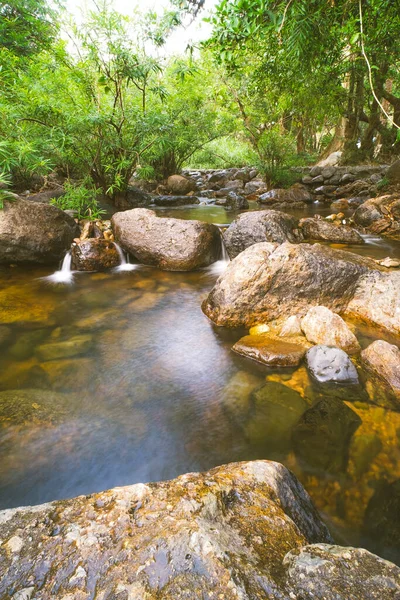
[0, 0, 399, 212]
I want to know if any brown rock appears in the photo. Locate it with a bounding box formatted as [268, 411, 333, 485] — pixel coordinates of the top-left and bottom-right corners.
[71, 238, 120, 271]
[167, 174, 196, 195]
[300, 217, 364, 244]
[202, 242, 375, 328]
[232, 334, 309, 367]
[112, 208, 220, 271]
[0, 198, 79, 264]
[258, 183, 312, 205]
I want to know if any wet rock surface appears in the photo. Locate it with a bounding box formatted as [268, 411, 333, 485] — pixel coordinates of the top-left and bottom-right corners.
[202, 242, 374, 327]
[258, 183, 312, 206]
[0, 460, 333, 599]
[0, 198, 79, 264]
[301, 306, 360, 354]
[223, 210, 301, 258]
[353, 195, 400, 238]
[305, 345, 359, 384]
[112, 208, 220, 271]
[232, 333, 309, 367]
[71, 238, 120, 271]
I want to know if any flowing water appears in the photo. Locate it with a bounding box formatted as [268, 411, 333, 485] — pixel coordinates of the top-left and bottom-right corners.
[1, 203, 400, 564]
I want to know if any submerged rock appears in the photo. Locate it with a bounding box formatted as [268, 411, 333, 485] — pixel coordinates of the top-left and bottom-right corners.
[232, 333, 309, 367]
[301, 306, 360, 354]
[202, 242, 373, 328]
[300, 217, 364, 244]
[112, 208, 220, 271]
[0, 460, 332, 599]
[71, 238, 120, 271]
[361, 340, 400, 409]
[305, 345, 359, 384]
[0, 389, 71, 426]
[283, 544, 400, 599]
[0, 198, 79, 264]
[292, 397, 362, 472]
[245, 383, 308, 447]
[363, 479, 400, 565]
[35, 335, 92, 362]
[223, 210, 301, 258]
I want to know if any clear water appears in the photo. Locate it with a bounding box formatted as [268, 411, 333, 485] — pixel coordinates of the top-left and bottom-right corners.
[0, 203, 400, 564]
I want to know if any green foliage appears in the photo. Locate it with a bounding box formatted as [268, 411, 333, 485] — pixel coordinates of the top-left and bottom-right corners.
[0, 170, 14, 209]
[51, 180, 105, 220]
[0, 0, 57, 58]
[187, 136, 257, 169]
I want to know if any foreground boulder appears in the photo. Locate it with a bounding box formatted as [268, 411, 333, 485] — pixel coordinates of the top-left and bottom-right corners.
[0, 198, 79, 264]
[284, 544, 400, 599]
[202, 242, 374, 327]
[0, 461, 333, 599]
[71, 239, 120, 271]
[300, 217, 364, 244]
[112, 208, 220, 271]
[223, 210, 301, 259]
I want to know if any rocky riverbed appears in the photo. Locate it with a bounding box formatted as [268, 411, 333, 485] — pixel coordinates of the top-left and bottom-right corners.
[1, 164, 400, 596]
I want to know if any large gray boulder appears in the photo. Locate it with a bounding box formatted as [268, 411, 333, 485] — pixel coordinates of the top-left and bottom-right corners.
[223, 209, 301, 259]
[202, 242, 374, 327]
[0, 198, 79, 264]
[283, 544, 400, 599]
[0, 460, 332, 599]
[112, 208, 220, 271]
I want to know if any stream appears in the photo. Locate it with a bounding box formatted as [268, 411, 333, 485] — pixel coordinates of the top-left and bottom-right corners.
[0, 202, 399, 564]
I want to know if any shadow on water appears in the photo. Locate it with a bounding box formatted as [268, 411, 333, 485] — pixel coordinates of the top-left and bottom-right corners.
[0, 202, 400, 564]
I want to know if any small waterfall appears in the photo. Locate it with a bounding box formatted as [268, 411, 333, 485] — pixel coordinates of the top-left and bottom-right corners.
[43, 251, 74, 284]
[114, 242, 137, 272]
[207, 229, 230, 276]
